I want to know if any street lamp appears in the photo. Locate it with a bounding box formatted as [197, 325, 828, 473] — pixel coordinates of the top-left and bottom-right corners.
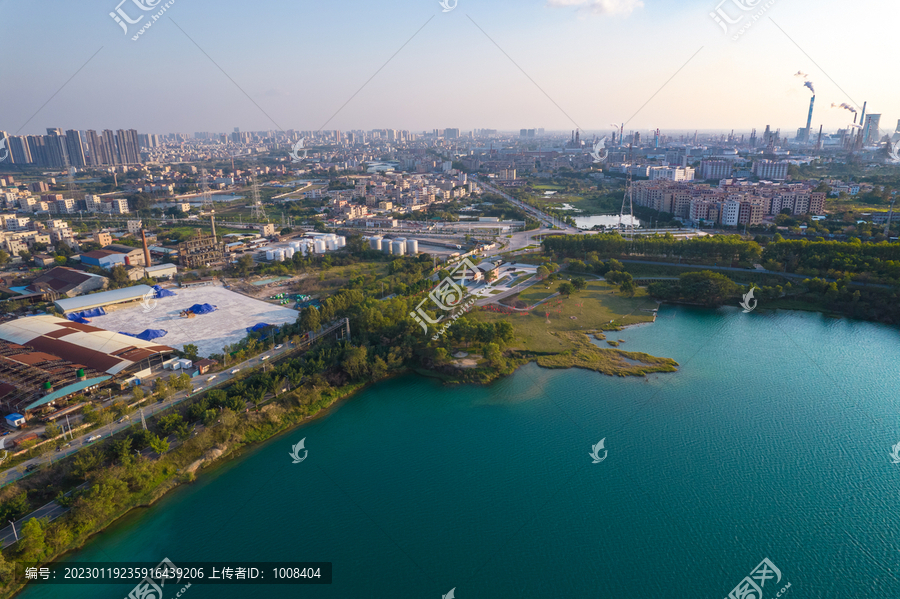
[9, 520, 17, 541]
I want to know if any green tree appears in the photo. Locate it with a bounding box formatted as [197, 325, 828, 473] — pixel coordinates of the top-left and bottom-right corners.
[341, 346, 368, 380]
[158, 414, 183, 435]
[571, 277, 587, 292]
[558, 282, 574, 297]
[18, 518, 46, 562]
[132, 386, 145, 402]
[299, 306, 321, 333]
[43, 421, 61, 439]
[182, 344, 199, 361]
[236, 254, 255, 276]
[483, 343, 506, 369]
[149, 434, 170, 455]
[0, 250, 8, 265]
[536, 265, 550, 280]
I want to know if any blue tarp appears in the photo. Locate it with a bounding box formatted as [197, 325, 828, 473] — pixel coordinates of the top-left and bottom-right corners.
[188, 303, 217, 315]
[120, 329, 168, 341]
[67, 307, 107, 321]
[153, 285, 176, 298]
[247, 323, 274, 333]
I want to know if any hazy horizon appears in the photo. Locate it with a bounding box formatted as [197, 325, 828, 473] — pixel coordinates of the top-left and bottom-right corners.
[1, 0, 896, 137]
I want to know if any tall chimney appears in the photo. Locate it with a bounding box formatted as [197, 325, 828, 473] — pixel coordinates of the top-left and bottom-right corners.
[805, 95, 815, 141]
[210, 212, 217, 241]
[140, 229, 151, 267]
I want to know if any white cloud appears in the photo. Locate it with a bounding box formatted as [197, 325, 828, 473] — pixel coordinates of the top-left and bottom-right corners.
[546, 0, 644, 16]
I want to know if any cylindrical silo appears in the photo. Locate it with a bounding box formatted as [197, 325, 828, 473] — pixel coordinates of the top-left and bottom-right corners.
[284, 247, 294, 259]
[369, 235, 383, 250]
[406, 239, 418, 255]
[392, 238, 406, 256]
[314, 238, 326, 254]
[337, 236, 346, 248]
[382, 240, 393, 255]
[325, 236, 337, 251]
[274, 249, 285, 262]
[266, 249, 275, 261]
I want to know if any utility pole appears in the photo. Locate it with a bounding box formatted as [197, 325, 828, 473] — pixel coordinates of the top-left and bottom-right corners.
[9, 520, 17, 541]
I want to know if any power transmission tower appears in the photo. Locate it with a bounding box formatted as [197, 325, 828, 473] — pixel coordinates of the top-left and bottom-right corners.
[63, 150, 76, 196]
[140, 408, 147, 430]
[199, 168, 214, 211]
[250, 172, 267, 221]
[619, 143, 635, 243]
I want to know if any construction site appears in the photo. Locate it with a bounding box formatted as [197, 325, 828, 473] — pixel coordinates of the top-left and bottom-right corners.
[87, 284, 299, 358]
[179, 213, 227, 269]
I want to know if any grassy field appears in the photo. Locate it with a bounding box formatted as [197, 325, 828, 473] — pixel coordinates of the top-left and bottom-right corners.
[477, 279, 657, 353]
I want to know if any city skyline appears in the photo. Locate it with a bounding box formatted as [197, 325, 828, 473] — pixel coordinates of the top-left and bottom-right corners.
[0, 0, 895, 135]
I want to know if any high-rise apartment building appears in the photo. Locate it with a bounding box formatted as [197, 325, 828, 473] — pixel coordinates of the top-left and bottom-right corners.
[64, 130, 86, 167]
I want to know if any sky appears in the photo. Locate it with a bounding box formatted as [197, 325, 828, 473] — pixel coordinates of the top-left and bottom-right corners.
[0, 0, 896, 138]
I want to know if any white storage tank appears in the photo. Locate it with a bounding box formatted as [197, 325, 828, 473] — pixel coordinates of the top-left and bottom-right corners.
[300, 241, 310, 256]
[284, 247, 294, 259]
[406, 239, 418, 255]
[369, 236, 383, 250]
[392, 238, 406, 256]
[266, 249, 275, 261]
[314, 238, 326, 254]
[337, 236, 346, 248]
[275, 249, 285, 262]
[382, 240, 393, 255]
[290, 241, 301, 250]
[325, 235, 338, 251]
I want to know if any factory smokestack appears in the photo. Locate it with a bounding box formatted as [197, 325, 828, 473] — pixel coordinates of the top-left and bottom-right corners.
[806, 95, 815, 141]
[140, 229, 151, 268]
[816, 125, 823, 152]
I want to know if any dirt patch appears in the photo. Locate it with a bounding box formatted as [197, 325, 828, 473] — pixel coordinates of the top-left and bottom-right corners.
[185, 443, 227, 474]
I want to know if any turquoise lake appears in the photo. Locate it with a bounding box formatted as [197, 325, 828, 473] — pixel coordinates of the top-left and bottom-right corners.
[18, 305, 900, 598]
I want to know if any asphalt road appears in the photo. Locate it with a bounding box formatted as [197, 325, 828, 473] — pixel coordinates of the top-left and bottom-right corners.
[0, 343, 297, 487]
